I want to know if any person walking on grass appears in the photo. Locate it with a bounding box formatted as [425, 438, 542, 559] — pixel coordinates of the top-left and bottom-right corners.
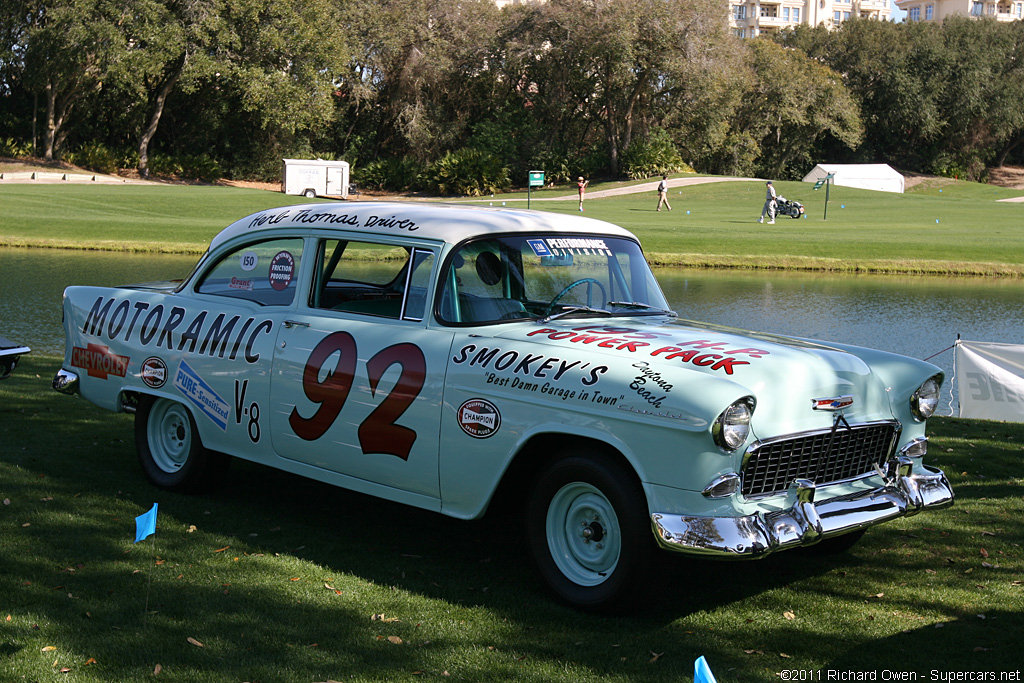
[656, 175, 672, 212]
[577, 176, 589, 211]
[759, 180, 776, 224]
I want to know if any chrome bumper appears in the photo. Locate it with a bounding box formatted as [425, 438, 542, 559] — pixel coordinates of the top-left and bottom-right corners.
[652, 458, 954, 557]
[52, 368, 80, 395]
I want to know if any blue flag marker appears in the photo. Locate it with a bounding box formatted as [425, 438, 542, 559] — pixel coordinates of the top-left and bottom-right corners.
[134, 503, 158, 544]
[695, 655, 718, 683]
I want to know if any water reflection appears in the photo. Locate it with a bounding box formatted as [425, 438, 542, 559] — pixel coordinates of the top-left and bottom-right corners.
[2, 247, 1021, 415]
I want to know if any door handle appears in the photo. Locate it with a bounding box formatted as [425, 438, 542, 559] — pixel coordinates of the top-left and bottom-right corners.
[282, 320, 309, 329]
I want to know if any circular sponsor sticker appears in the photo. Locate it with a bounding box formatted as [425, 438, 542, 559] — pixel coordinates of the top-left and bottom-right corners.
[457, 399, 501, 439]
[140, 356, 167, 388]
[239, 251, 259, 271]
[269, 251, 295, 291]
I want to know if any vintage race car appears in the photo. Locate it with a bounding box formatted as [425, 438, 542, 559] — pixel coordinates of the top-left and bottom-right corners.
[53, 202, 953, 611]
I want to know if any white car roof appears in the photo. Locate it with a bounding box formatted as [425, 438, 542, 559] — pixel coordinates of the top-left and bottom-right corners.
[210, 201, 638, 252]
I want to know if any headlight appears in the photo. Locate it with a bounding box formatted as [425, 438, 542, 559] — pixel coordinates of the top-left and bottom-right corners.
[713, 398, 755, 452]
[910, 374, 942, 421]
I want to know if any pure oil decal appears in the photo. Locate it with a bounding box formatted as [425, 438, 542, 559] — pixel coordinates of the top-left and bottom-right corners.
[80, 295, 274, 364]
[525, 325, 771, 376]
[174, 360, 230, 430]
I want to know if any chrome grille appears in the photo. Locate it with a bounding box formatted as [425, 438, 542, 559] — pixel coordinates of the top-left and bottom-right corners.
[741, 422, 899, 497]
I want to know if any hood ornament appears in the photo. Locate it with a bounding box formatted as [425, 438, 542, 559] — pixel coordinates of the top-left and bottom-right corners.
[811, 395, 854, 411]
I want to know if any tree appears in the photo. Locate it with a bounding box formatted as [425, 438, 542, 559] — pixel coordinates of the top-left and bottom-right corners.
[525, 0, 730, 176]
[710, 39, 863, 179]
[21, 0, 122, 160]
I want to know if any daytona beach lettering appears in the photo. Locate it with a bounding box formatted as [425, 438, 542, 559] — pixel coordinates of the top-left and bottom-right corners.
[81, 295, 274, 363]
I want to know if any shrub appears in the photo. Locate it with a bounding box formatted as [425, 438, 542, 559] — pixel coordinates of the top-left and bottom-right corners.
[148, 153, 183, 178]
[179, 154, 222, 182]
[426, 149, 510, 197]
[356, 158, 426, 192]
[71, 141, 120, 174]
[0, 137, 33, 158]
[621, 129, 691, 180]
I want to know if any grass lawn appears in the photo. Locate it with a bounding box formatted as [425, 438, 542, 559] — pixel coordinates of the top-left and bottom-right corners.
[2, 176, 1024, 274]
[2, 354, 1022, 682]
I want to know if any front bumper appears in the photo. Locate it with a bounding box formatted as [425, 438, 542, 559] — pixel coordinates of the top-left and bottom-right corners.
[651, 457, 954, 557]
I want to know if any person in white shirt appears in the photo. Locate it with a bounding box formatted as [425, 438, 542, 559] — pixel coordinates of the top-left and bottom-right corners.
[656, 175, 672, 212]
[759, 181, 776, 224]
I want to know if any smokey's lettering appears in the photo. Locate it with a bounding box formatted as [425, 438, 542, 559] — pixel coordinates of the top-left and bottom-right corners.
[451, 344, 607, 386]
[81, 295, 274, 363]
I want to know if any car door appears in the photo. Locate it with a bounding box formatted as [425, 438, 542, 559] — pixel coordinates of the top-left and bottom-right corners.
[269, 237, 451, 503]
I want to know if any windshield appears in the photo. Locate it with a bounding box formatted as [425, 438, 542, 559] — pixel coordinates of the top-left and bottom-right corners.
[438, 235, 673, 324]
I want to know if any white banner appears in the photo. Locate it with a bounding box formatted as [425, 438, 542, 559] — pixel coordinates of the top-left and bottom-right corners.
[956, 340, 1024, 422]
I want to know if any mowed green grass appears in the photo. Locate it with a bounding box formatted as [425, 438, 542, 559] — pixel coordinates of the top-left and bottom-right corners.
[1, 355, 1022, 682]
[517, 179, 1024, 272]
[2, 176, 1024, 273]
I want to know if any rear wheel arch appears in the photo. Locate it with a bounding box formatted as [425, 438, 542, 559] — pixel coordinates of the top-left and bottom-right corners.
[133, 393, 230, 493]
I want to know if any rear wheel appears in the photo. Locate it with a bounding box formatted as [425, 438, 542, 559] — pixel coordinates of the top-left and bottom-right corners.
[135, 396, 229, 492]
[526, 450, 654, 613]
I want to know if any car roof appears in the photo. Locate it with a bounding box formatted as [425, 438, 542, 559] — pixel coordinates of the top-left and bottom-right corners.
[210, 201, 638, 252]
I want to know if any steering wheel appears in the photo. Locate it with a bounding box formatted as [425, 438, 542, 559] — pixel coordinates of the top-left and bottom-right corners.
[544, 278, 607, 315]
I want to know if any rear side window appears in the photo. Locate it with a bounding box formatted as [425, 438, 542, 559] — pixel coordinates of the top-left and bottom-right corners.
[311, 239, 435, 321]
[195, 239, 304, 305]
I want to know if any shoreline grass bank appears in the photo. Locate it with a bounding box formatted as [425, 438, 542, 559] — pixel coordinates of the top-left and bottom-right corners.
[3, 178, 1024, 277]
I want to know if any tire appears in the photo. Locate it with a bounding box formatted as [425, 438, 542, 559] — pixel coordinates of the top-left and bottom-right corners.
[135, 396, 230, 492]
[526, 450, 655, 613]
[303, 189, 316, 198]
[801, 528, 866, 556]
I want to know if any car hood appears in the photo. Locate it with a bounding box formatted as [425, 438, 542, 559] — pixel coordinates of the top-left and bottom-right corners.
[496, 316, 900, 435]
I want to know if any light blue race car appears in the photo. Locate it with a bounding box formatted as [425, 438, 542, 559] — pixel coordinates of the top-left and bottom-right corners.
[54, 202, 953, 612]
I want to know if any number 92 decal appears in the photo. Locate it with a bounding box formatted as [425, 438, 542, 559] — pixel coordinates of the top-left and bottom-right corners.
[288, 332, 427, 461]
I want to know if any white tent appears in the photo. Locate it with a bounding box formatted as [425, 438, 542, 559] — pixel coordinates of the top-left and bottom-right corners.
[802, 163, 905, 194]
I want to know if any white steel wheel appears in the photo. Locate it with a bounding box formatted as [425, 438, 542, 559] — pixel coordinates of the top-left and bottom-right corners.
[135, 396, 229, 492]
[526, 450, 654, 613]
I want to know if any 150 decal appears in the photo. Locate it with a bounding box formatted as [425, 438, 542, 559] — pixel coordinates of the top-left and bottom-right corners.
[288, 332, 426, 461]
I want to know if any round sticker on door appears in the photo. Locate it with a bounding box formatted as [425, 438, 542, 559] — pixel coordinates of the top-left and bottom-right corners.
[457, 399, 501, 439]
[239, 251, 259, 271]
[269, 251, 295, 291]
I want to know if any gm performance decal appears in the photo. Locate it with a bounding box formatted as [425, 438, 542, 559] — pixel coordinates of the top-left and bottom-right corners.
[525, 325, 771, 376]
[174, 360, 230, 430]
[71, 343, 129, 379]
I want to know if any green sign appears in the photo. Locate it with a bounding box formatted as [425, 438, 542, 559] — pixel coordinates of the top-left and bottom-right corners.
[528, 170, 545, 187]
[813, 179, 825, 190]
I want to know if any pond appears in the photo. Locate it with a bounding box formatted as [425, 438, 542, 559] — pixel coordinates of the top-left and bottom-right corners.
[2, 247, 1022, 415]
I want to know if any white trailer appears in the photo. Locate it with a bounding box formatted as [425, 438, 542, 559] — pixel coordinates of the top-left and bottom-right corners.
[281, 159, 350, 199]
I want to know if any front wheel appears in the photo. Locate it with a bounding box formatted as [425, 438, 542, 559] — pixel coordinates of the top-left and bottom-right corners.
[526, 451, 654, 613]
[135, 396, 230, 492]
[303, 189, 316, 198]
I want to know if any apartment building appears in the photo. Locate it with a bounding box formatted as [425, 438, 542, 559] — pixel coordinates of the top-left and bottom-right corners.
[729, 0, 892, 37]
[895, 0, 1024, 21]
